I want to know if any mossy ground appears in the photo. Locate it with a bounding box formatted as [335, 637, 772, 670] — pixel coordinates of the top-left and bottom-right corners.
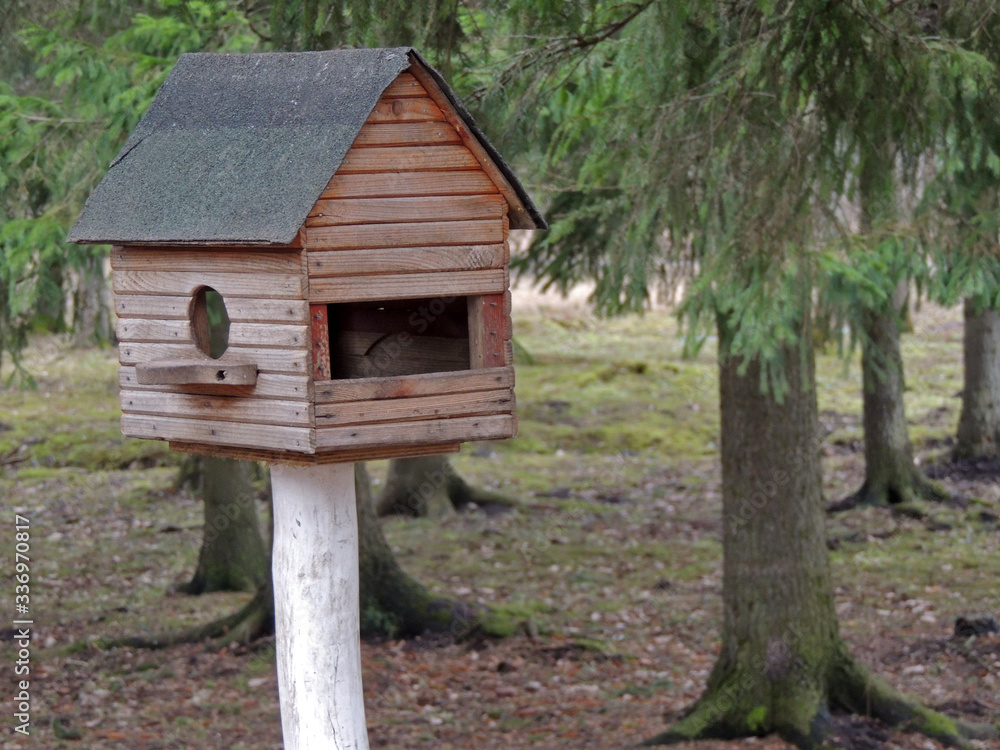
[0, 300, 997, 749]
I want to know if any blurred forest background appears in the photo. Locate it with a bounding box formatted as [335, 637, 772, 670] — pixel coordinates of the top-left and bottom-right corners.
[3, 1, 1000, 749]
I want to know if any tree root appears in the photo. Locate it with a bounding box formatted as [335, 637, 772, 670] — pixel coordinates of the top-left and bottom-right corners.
[829, 650, 995, 748]
[377, 455, 518, 517]
[828, 470, 965, 514]
[643, 646, 996, 749]
[97, 584, 274, 650]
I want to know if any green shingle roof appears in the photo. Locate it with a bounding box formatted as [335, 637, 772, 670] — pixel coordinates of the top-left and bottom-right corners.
[68, 48, 543, 246]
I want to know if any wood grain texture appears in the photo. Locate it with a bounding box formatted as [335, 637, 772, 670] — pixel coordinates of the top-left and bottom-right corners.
[122, 414, 314, 452]
[382, 73, 427, 98]
[120, 367, 311, 401]
[367, 97, 445, 122]
[468, 294, 509, 369]
[306, 219, 503, 251]
[308, 245, 504, 277]
[112, 246, 304, 274]
[117, 318, 190, 343]
[115, 295, 310, 324]
[168, 440, 460, 464]
[307, 195, 505, 227]
[316, 388, 512, 426]
[337, 145, 478, 174]
[330, 331, 469, 379]
[309, 269, 505, 304]
[113, 270, 306, 299]
[351, 122, 461, 148]
[122, 390, 310, 426]
[322, 171, 499, 200]
[407, 62, 537, 230]
[315, 414, 515, 449]
[311, 304, 331, 381]
[314, 367, 513, 404]
[117, 319, 308, 348]
[120, 343, 308, 374]
[135, 361, 258, 386]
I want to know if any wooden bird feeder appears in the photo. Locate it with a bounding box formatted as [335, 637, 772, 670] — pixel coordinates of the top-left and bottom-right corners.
[69, 47, 544, 750]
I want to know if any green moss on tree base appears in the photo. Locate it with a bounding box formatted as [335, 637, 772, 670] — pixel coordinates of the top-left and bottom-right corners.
[646, 646, 996, 750]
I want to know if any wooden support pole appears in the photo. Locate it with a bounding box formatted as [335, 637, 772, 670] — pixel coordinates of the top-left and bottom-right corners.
[271, 462, 370, 750]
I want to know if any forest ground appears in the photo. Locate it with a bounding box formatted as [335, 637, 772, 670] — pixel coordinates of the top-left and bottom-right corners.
[1, 289, 998, 750]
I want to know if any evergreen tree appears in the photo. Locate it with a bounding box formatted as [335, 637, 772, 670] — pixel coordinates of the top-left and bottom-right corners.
[0, 0, 254, 376]
[506, 1, 997, 746]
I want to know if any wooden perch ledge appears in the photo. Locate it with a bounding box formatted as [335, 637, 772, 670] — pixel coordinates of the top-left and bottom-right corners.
[136, 360, 259, 386]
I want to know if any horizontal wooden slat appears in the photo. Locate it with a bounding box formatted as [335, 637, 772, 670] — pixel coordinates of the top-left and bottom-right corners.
[169, 441, 460, 465]
[120, 343, 308, 374]
[351, 122, 462, 148]
[310, 269, 505, 304]
[122, 414, 313, 453]
[406, 60, 538, 230]
[315, 367, 514, 404]
[115, 295, 310, 324]
[116, 320, 308, 348]
[316, 388, 512, 427]
[367, 98, 445, 123]
[322, 171, 499, 199]
[112, 246, 304, 274]
[113, 271, 306, 299]
[382, 73, 428, 98]
[136, 361, 257, 386]
[307, 195, 505, 227]
[226, 323, 308, 348]
[120, 367, 311, 401]
[122, 390, 310, 426]
[316, 414, 515, 450]
[306, 220, 503, 251]
[117, 318, 189, 342]
[338, 146, 478, 174]
[309, 245, 504, 277]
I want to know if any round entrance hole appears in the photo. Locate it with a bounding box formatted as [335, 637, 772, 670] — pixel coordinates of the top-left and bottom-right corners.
[191, 287, 231, 359]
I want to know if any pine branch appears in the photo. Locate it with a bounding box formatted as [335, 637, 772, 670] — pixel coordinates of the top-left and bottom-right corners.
[468, 0, 654, 103]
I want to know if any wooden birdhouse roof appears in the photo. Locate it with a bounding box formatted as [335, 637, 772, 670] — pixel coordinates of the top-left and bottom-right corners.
[68, 48, 545, 247]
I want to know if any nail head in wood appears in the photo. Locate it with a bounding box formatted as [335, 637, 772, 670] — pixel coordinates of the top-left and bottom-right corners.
[136, 360, 258, 386]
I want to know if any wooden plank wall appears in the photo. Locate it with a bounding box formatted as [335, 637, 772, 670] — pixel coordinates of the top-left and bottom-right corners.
[113, 245, 315, 454]
[306, 71, 516, 451]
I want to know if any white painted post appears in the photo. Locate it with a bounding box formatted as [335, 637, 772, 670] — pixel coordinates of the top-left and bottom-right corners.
[271, 462, 370, 750]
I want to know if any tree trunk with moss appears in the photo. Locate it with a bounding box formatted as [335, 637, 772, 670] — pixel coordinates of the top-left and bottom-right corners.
[181, 457, 269, 595]
[646, 322, 993, 749]
[357, 463, 490, 637]
[838, 147, 949, 510]
[115, 461, 513, 648]
[850, 307, 944, 506]
[376, 455, 516, 518]
[955, 298, 1000, 459]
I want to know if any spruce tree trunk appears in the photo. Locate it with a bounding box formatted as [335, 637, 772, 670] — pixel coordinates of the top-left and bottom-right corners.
[181, 457, 269, 595]
[376, 455, 517, 517]
[714, 332, 837, 742]
[645, 325, 996, 750]
[651, 325, 839, 744]
[357, 463, 484, 637]
[157, 462, 496, 643]
[839, 143, 948, 509]
[955, 298, 1000, 459]
[647, 322, 993, 748]
[72, 253, 112, 346]
[856, 307, 923, 505]
[377, 456, 455, 518]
